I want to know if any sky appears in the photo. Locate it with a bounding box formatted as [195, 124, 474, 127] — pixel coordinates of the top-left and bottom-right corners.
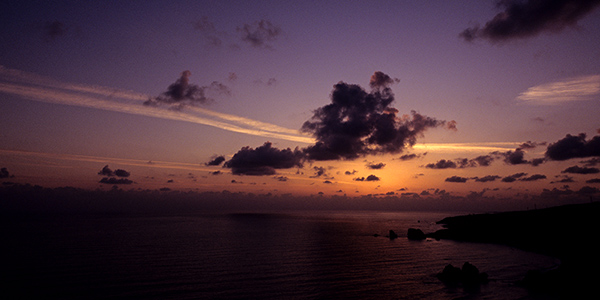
[1, 0, 600, 211]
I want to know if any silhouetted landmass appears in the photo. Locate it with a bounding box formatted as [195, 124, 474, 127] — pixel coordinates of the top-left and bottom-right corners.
[407, 228, 426, 240]
[429, 202, 600, 297]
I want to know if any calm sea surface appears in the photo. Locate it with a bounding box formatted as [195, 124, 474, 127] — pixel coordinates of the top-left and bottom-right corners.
[3, 210, 559, 299]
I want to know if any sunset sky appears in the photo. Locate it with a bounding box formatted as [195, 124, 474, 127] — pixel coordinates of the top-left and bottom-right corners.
[1, 0, 600, 210]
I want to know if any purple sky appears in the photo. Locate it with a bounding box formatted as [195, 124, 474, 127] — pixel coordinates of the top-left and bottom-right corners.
[1, 1, 600, 211]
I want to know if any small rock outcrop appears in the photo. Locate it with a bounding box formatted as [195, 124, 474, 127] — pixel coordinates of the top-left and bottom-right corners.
[437, 262, 488, 286]
[388, 230, 398, 240]
[407, 228, 426, 240]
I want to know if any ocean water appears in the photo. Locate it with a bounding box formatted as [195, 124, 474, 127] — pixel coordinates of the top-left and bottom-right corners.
[3, 210, 559, 299]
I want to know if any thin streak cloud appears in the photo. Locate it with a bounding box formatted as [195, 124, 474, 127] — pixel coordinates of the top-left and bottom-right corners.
[517, 75, 600, 105]
[0, 149, 216, 173]
[0, 66, 313, 144]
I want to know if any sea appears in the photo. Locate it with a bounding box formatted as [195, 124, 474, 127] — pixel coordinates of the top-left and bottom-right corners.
[2, 210, 560, 299]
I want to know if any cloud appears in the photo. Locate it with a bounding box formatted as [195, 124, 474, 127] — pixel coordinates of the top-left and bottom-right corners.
[354, 175, 380, 181]
[551, 175, 575, 183]
[425, 155, 495, 169]
[546, 133, 600, 160]
[97, 165, 130, 177]
[0, 167, 12, 178]
[460, 0, 600, 42]
[114, 169, 131, 177]
[561, 165, 600, 174]
[274, 176, 288, 182]
[223, 142, 304, 175]
[366, 162, 386, 169]
[205, 156, 226, 166]
[520, 174, 547, 181]
[302, 72, 453, 160]
[473, 175, 502, 182]
[581, 157, 600, 166]
[43, 20, 67, 40]
[237, 20, 281, 49]
[502, 172, 528, 182]
[517, 75, 600, 105]
[193, 17, 224, 46]
[345, 170, 357, 175]
[99, 177, 133, 185]
[398, 153, 423, 161]
[586, 178, 600, 183]
[310, 166, 331, 178]
[425, 159, 457, 169]
[144, 71, 229, 107]
[0, 66, 312, 144]
[369, 71, 400, 88]
[445, 176, 468, 183]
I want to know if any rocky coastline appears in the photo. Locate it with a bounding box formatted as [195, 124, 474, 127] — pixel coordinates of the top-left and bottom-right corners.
[427, 202, 600, 297]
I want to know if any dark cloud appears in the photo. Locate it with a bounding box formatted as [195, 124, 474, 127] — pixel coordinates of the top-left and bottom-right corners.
[97, 165, 130, 177]
[398, 153, 422, 161]
[310, 166, 331, 178]
[302, 72, 453, 160]
[460, 0, 600, 42]
[502, 172, 528, 182]
[114, 169, 131, 178]
[546, 133, 600, 160]
[425, 156, 494, 169]
[473, 175, 502, 182]
[503, 149, 529, 165]
[520, 174, 547, 181]
[274, 176, 288, 182]
[237, 20, 281, 48]
[425, 159, 457, 169]
[205, 156, 226, 166]
[445, 176, 469, 183]
[586, 178, 600, 183]
[517, 141, 546, 150]
[581, 157, 600, 166]
[98, 165, 113, 176]
[471, 155, 495, 167]
[369, 71, 400, 89]
[577, 186, 600, 195]
[210, 171, 222, 175]
[561, 165, 600, 174]
[223, 72, 453, 175]
[354, 175, 380, 181]
[1, 167, 12, 179]
[193, 17, 223, 46]
[44, 20, 67, 40]
[144, 71, 229, 107]
[551, 175, 575, 183]
[224, 142, 303, 175]
[345, 170, 357, 175]
[99, 177, 133, 185]
[366, 162, 386, 169]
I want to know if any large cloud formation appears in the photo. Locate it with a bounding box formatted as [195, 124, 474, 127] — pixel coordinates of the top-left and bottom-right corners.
[460, 0, 600, 42]
[223, 72, 453, 175]
[301, 72, 452, 160]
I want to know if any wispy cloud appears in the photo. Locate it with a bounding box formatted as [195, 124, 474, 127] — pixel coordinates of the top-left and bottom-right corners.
[517, 75, 600, 105]
[0, 149, 215, 173]
[0, 66, 313, 144]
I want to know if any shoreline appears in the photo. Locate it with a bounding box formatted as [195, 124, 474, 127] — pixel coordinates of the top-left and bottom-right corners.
[427, 201, 600, 296]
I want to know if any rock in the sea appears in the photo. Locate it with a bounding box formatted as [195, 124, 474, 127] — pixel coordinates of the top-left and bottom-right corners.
[389, 230, 398, 239]
[407, 228, 426, 240]
[437, 262, 488, 286]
